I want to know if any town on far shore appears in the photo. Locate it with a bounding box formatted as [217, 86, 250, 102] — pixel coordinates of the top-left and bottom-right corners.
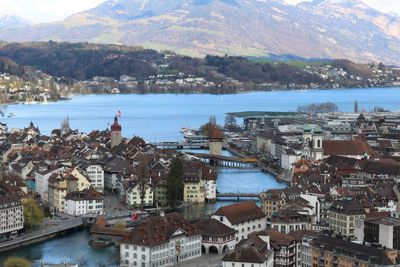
[3, 103, 400, 266]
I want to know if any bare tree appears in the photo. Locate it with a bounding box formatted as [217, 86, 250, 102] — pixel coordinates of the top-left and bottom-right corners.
[137, 154, 149, 211]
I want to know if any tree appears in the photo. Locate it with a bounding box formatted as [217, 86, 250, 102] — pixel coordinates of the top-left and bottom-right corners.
[4, 256, 32, 267]
[297, 102, 338, 114]
[22, 198, 44, 229]
[224, 114, 237, 127]
[166, 158, 184, 209]
[200, 116, 217, 137]
[354, 100, 358, 113]
[137, 154, 149, 211]
[372, 106, 389, 112]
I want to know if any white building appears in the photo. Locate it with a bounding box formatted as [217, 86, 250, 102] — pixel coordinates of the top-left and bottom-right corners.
[34, 166, 66, 202]
[203, 177, 216, 202]
[125, 181, 153, 207]
[120, 213, 202, 267]
[194, 218, 236, 254]
[64, 188, 103, 216]
[212, 201, 267, 243]
[0, 193, 24, 238]
[85, 163, 104, 193]
[222, 231, 274, 267]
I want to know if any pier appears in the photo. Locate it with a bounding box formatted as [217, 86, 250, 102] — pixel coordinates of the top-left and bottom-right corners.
[0, 216, 83, 252]
[216, 192, 260, 201]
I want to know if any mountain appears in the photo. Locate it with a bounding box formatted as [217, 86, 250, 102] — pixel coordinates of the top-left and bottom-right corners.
[0, 0, 400, 64]
[0, 15, 31, 28]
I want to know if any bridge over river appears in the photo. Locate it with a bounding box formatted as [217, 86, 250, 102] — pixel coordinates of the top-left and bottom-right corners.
[216, 192, 261, 201]
[186, 153, 258, 168]
[0, 216, 83, 252]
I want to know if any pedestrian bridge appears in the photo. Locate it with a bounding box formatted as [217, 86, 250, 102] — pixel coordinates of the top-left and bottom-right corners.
[188, 153, 258, 168]
[217, 192, 260, 199]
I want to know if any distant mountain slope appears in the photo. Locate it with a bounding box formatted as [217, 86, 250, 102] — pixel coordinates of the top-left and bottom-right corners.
[0, 0, 400, 64]
[0, 15, 31, 28]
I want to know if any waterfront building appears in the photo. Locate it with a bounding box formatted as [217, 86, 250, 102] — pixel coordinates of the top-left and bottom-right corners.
[183, 174, 205, 204]
[119, 213, 202, 267]
[64, 187, 103, 216]
[260, 189, 286, 219]
[203, 173, 217, 202]
[209, 125, 224, 156]
[110, 116, 122, 148]
[311, 235, 400, 267]
[125, 179, 154, 207]
[212, 201, 267, 243]
[0, 192, 24, 238]
[194, 218, 236, 254]
[328, 199, 366, 239]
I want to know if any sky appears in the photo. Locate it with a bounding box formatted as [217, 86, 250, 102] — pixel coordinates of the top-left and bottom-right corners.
[0, 0, 399, 23]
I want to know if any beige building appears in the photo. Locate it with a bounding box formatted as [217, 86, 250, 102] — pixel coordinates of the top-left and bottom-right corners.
[260, 189, 286, 219]
[48, 167, 91, 213]
[183, 176, 205, 204]
[328, 200, 366, 239]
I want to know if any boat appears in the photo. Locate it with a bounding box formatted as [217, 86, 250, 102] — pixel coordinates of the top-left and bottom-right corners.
[41, 95, 48, 104]
[89, 237, 114, 248]
[7, 112, 15, 118]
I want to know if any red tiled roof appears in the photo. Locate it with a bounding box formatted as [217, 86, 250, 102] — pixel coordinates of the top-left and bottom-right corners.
[323, 140, 374, 156]
[121, 213, 200, 247]
[214, 201, 265, 225]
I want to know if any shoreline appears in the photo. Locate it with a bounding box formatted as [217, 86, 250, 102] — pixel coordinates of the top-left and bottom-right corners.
[0, 85, 399, 107]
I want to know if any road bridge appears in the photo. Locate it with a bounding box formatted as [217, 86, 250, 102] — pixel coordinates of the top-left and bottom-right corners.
[0, 217, 83, 252]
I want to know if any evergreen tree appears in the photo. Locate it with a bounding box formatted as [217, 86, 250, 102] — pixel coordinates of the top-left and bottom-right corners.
[166, 158, 184, 209]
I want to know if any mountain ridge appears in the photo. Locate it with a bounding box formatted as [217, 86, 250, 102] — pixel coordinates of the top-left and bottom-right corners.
[0, 0, 400, 64]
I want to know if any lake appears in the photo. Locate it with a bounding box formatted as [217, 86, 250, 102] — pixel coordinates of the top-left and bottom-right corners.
[1, 87, 400, 142]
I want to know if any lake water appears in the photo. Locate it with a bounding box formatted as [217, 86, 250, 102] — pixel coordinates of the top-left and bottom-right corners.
[1, 88, 400, 265]
[1, 87, 400, 142]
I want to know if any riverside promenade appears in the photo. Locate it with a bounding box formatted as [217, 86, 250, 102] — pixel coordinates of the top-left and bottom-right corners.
[0, 215, 83, 252]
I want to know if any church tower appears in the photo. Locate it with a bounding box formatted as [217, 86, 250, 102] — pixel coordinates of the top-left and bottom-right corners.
[312, 127, 324, 160]
[111, 116, 122, 148]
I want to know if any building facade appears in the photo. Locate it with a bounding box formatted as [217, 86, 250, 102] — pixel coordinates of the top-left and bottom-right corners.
[120, 213, 202, 267]
[0, 193, 24, 238]
[212, 201, 267, 243]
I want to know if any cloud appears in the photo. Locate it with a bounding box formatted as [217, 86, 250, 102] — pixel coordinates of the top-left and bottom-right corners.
[362, 0, 400, 15]
[0, 0, 106, 22]
[1, 0, 400, 23]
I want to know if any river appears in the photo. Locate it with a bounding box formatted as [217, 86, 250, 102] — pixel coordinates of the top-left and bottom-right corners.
[1, 88, 400, 265]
